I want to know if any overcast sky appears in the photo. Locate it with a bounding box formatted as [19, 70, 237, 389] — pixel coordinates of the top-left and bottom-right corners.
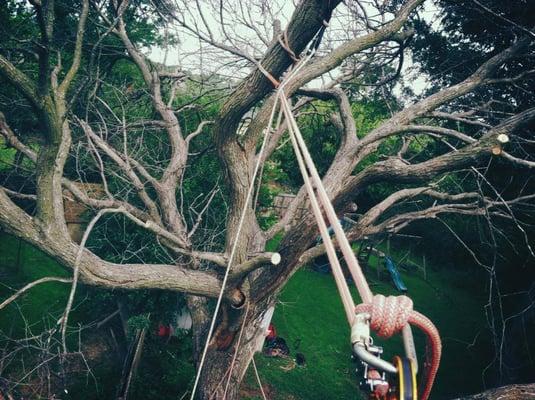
[147, 1, 442, 98]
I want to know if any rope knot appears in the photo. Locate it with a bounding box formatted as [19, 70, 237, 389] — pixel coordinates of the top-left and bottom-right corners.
[356, 294, 413, 338]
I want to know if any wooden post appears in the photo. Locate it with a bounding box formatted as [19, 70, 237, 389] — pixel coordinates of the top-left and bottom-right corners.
[123, 328, 147, 400]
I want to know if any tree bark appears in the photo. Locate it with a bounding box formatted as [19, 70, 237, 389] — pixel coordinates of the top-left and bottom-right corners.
[195, 301, 270, 400]
[455, 383, 535, 399]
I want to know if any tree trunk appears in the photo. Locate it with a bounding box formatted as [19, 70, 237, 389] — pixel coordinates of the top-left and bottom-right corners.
[455, 383, 535, 399]
[193, 301, 269, 400]
[187, 295, 212, 365]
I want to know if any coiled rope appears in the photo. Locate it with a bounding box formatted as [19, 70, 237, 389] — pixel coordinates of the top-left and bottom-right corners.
[355, 295, 441, 399]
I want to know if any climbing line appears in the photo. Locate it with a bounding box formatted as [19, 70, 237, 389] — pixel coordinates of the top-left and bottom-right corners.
[189, 27, 325, 399]
[222, 301, 251, 398]
[188, 94, 281, 400]
[281, 93, 373, 303]
[282, 96, 356, 323]
[251, 357, 268, 400]
[206, 301, 251, 400]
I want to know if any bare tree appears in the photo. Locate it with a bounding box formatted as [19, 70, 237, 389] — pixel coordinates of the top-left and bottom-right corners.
[0, 0, 534, 398]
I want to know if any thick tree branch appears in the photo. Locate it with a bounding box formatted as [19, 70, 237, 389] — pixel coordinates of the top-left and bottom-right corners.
[1, 188, 37, 201]
[455, 383, 535, 399]
[297, 87, 357, 146]
[427, 111, 491, 128]
[357, 203, 507, 238]
[185, 120, 214, 144]
[287, 0, 424, 94]
[353, 38, 532, 158]
[0, 188, 231, 301]
[0, 112, 38, 162]
[0, 54, 42, 110]
[343, 107, 535, 204]
[230, 252, 281, 280]
[29, 0, 53, 94]
[394, 125, 477, 143]
[501, 151, 535, 168]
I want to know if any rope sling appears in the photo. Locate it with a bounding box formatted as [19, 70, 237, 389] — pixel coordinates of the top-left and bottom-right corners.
[280, 88, 441, 400]
[190, 27, 442, 400]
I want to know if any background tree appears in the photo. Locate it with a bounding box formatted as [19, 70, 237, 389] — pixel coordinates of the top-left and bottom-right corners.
[0, 0, 534, 398]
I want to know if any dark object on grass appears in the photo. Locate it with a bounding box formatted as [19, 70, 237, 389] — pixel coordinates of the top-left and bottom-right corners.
[264, 337, 290, 357]
[295, 352, 306, 366]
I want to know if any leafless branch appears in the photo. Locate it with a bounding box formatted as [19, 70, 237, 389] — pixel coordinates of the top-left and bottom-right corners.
[0, 277, 72, 312]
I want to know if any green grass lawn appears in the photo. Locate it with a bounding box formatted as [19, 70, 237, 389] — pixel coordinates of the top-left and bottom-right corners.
[246, 252, 489, 400]
[0, 233, 71, 335]
[0, 233, 491, 399]
[0, 234, 122, 400]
